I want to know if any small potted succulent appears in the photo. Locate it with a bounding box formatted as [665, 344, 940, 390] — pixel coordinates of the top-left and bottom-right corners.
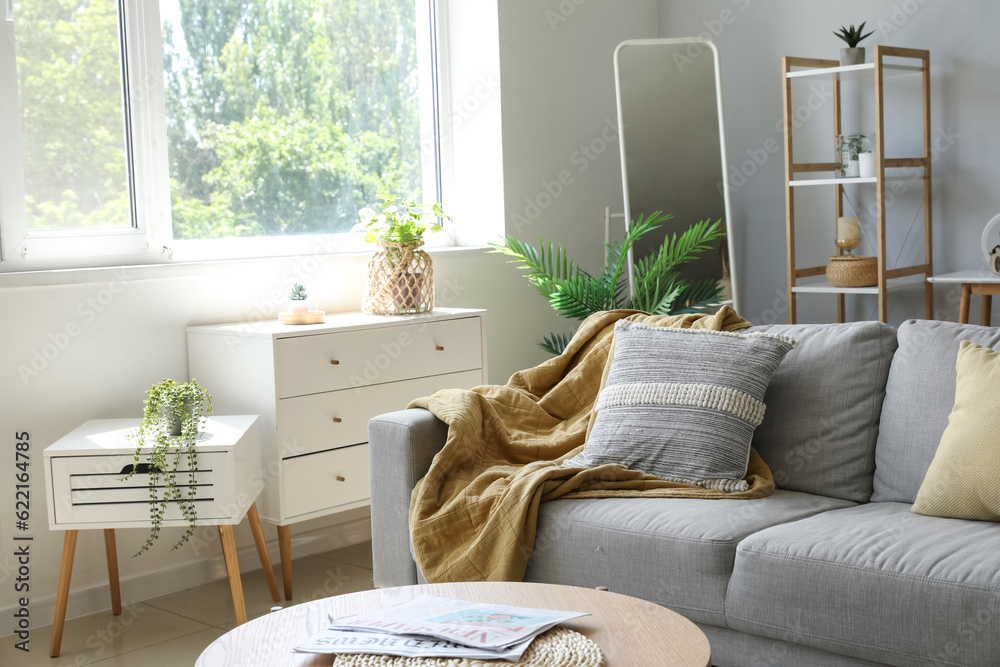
[834, 22, 874, 66]
[123, 378, 212, 556]
[353, 195, 451, 315]
[288, 283, 310, 314]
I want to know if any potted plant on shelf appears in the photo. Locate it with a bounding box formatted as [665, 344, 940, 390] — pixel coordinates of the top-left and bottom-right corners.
[834, 22, 874, 66]
[123, 378, 212, 556]
[491, 212, 725, 355]
[354, 195, 451, 315]
[835, 132, 875, 178]
[278, 283, 325, 324]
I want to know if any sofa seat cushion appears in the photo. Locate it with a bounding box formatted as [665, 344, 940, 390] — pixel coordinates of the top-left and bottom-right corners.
[523, 490, 855, 627]
[726, 502, 1000, 667]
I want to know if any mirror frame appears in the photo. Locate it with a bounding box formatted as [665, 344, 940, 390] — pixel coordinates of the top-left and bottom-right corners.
[614, 37, 739, 313]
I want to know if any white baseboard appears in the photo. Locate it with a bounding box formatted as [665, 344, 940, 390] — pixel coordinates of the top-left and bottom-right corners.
[1, 515, 371, 637]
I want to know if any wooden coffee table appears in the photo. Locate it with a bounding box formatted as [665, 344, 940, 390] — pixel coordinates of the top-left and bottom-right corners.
[195, 581, 711, 666]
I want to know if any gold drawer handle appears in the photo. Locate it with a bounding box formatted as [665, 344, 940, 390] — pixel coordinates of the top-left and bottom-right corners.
[330, 360, 340, 365]
[332, 417, 342, 423]
[435, 345, 444, 351]
[335, 475, 346, 482]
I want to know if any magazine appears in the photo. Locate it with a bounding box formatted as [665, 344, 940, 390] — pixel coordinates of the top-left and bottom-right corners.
[325, 595, 589, 650]
[293, 629, 537, 661]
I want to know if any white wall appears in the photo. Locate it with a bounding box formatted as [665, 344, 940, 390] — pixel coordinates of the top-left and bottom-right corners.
[658, 0, 1000, 325]
[0, 0, 657, 635]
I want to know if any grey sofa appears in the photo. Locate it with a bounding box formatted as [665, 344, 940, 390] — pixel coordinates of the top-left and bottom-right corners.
[368, 319, 1000, 667]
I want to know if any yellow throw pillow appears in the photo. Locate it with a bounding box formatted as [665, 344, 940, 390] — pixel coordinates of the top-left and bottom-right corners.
[911, 340, 1000, 521]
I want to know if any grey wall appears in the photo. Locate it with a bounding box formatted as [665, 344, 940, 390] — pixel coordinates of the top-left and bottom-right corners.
[659, 0, 1000, 325]
[499, 0, 658, 282]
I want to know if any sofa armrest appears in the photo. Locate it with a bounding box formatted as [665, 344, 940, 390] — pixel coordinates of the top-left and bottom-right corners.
[368, 408, 448, 587]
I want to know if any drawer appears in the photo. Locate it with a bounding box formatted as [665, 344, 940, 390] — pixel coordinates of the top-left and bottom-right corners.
[276, 369, 483, 458]
[282, 443, 369, 518]
[50, 452, 234, 526]
[274, 317, 482, 398]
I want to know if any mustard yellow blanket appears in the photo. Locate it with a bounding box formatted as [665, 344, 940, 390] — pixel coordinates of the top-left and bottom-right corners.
[408, 308, 775, 583]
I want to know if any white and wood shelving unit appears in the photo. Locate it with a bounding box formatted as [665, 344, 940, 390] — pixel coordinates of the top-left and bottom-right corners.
[782, 46, 932, 323]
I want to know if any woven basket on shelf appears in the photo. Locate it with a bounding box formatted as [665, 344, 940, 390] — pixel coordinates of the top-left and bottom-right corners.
[826, 255, 877, 287]
[362, 241, 434, 315]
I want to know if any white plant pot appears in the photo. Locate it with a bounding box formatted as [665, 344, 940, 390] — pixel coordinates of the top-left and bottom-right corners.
[162, 402, 192, 436]
[858, 153, 876, 178]
[288, 299, 310, 314]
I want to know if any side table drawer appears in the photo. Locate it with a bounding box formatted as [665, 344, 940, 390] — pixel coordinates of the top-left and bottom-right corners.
[275, 317, 482, 398]
[276, 369, 483, 458]
[50, 452, 234, 526]
[282, 443, 369, 519]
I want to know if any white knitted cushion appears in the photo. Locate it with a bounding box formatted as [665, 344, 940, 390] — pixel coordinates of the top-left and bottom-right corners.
[564, 320, 797, 491]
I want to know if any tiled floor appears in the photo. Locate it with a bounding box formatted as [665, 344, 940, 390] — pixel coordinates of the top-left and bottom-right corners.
[2, 542, 375, 666]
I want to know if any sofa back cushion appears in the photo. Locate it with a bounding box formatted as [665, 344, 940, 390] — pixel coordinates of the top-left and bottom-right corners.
[873, 319, 1000, 503]
[751, 321, 897, 503]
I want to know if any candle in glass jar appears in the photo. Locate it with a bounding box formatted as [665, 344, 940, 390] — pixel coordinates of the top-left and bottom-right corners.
[837, 216, 859, 241]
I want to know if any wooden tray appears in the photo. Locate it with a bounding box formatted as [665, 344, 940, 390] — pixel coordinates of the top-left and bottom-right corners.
[278, 310, 326, 325]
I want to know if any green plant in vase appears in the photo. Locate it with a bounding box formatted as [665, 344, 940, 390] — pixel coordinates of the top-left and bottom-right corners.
[491, 212, 725, 355]
[288, 283, 310, 314]
[833, 22, 874, 66]
[354, 195, 451, 314]
[123, 378, 212, 556]
[836, 133, 868, 178]
[354, 195, 450, 245]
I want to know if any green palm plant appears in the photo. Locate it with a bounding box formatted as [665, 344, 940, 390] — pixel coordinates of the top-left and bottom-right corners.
[491, 212, 726, 355]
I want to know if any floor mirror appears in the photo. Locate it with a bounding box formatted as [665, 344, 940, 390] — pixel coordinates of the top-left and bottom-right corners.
[614, 38, 738, 312]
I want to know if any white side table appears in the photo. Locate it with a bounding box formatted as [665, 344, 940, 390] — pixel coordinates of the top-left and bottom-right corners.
[42, 416, 279, 657]
[927, 270, 1000, 325]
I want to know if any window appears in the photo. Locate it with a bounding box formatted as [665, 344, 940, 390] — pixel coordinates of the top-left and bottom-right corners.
[0, 0, 442, 270]
[0, 0, 147, 264]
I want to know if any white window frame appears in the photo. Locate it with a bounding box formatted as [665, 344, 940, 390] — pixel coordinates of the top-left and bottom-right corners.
[0, 0, 166, 269]
[0, 0, 449, 272]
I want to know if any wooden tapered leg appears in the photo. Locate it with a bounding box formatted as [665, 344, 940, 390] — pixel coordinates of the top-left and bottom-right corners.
[247, 503, 280, 603]
[277, 524, 293, 601]
[218, 525, 247, 625]
[960, 283, 971, 324]
[981, 294, 993, 326]
[103, 529, 122, 615]
[50, 530, 78, 657]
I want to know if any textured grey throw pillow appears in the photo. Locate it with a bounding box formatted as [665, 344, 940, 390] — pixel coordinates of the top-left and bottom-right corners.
[564, 320, 797, 491]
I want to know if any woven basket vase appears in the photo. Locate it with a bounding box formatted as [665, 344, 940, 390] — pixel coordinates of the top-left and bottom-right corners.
[362, 241, 434, 315]
[826, 255, 877, 288]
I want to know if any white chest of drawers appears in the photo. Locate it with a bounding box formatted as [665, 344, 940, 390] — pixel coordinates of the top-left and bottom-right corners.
[186, 307, 487, 598]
